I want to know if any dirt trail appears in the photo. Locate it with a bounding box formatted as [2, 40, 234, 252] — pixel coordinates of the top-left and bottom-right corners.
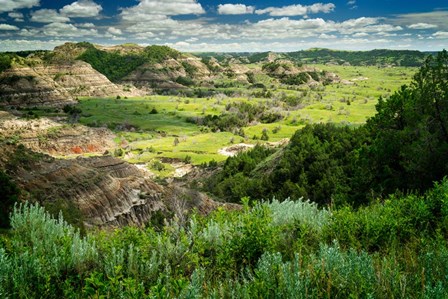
[218, 139, 289, 157]
[218, 143, 255, 157]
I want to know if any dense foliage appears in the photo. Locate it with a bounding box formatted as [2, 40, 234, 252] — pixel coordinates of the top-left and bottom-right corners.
[287, 48, 429, 66]
[2, 180, 448, 297]
[207, 124, 364, 204]
[188, 101, 283, 133]
[78, 48, 146, 82]
[0, 53, 13, 73]
[77, 45, 180, 82]
[359, 50, 448, 197]
[143, 45, 180, 64]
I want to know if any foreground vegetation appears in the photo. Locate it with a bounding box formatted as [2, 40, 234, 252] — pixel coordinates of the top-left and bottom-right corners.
[1, 179, 448, 298]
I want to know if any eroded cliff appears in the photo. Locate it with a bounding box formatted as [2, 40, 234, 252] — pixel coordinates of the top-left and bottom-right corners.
[0, 61, 121, 108]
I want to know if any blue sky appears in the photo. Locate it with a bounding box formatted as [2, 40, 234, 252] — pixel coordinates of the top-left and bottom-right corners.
[0, 0, 447, 52]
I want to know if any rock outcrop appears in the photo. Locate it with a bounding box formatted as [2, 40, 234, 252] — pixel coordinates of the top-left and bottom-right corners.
[5, 150, 165, 227]
[1, 143, 232, 228]
[123, 56, 212, 89]
[0, 111, 115, 156]
[0, 61, 121, 108]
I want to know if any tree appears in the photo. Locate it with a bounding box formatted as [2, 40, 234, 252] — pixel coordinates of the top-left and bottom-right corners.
[360, 50, 448, 196]
[260, 128, 269, 141]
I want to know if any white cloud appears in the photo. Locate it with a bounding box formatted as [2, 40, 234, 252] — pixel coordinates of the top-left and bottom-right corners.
[8, 12, 24, 22]
[407, 23, 437, 30]
[0, 23, 19, 30]
[174, 41, 190, 47]
[353, 32, 369, 37]
[61, 0, 102, 18]
[308, 3, 335, 14]
[186, 37, 198, 42]
[319, 33, 337, 39]
[392, 11, 448, 31]
[337, 17, 402, 34]
[107, 27, 122, 35]
[31, 9, 70, 23]
[42, 22, 98, 37]
[78, 22, 95, 28]
[0, 39, 70, 51]
[217, 4, 255, 15]
[164, 37, 421, 52]
[114, 15, 405, 47]
[133, 31, 156, 40]
[0, 0, 40, 13]
[347, 0, 357, 9]
[18, 28, 39, 36]
[120, 0, 205, 22]
[255, 3, 335, 17]
[433, 31, 448, 39]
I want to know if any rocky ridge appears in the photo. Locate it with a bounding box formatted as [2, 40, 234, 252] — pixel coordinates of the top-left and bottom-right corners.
[0, 111, 115, 156]
[0, 61, 122, 108]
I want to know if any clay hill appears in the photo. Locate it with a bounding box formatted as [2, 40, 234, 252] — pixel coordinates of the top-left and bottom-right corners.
[0, 42, 342, 108]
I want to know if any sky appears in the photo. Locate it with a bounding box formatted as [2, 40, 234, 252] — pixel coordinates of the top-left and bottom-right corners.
[0, 0, 447, 52]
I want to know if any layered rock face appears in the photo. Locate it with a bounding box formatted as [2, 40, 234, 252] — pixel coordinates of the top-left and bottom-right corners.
[123, 57, 212, 89]
[0, 111, 115, 156]
[0, 61, 121, 108]
[11, 153, 165, 227]
[4, 146, 230, 228]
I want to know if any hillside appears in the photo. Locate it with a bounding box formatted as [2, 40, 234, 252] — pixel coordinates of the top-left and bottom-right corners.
[285, 48, 429, 66]
[0, 42, 380, 108]
[198, 48, 430, 67]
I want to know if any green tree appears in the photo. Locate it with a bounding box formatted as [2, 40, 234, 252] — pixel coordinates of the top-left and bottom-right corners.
[360, 50, 448, 197]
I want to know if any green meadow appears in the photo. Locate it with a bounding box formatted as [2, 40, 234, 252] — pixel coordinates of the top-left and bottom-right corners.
[77, 65, 416, 177]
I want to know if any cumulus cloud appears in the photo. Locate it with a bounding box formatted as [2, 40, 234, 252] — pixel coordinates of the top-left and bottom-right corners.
[107, 27, 122, 35]
[217, 4, 255, 15]
[8, 12, 24, 22]
[61, 0, 102, 18]
[42, 22, 98, 37]
[353, 32, 369, 37]
[407, 23, 437, 30]
[18, 28, 39, 36]
[0, 0, 40, 13]
[255, 3, 335, 17]
[165, 36, 419, 53]
[78, 23, 95, 28]
[31, 9, 70, 23]
[120, 0, 205, 22]
[433, 31, 448, 39]
[0, 23, 19, 30]
[392, 11, 448, 31]
[347, 0, 357, 9]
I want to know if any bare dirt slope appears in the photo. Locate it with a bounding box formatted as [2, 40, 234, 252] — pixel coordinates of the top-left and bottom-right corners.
[0, 61, 121, 108]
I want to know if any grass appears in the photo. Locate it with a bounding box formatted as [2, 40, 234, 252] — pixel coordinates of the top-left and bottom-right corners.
[75, 65, 416, 175]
